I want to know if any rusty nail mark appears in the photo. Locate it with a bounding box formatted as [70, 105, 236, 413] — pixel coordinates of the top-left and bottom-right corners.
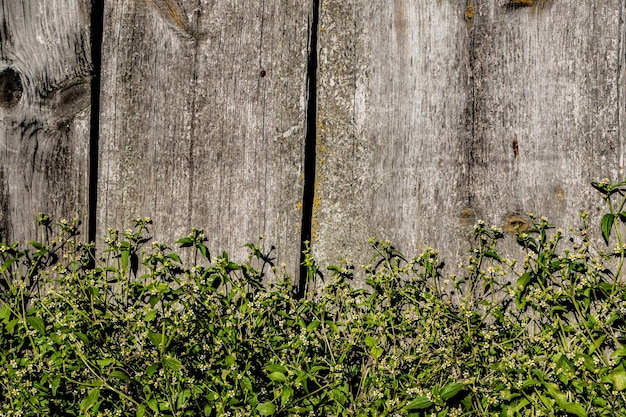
[512, 138, 519, 158]
[259, 68, 266, 78]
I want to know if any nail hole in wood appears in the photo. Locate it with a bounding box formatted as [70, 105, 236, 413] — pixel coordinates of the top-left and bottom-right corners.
[0, 67, 23, 109]
[512, 138, 519, 158]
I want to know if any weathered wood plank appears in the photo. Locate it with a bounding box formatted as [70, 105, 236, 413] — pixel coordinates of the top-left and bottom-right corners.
[469, 0, 625, 258]
[98, 1, 310, 274]
[0, 0, 92, 244]
[314, 0, 626, 284]
[313, 1, 472, 284]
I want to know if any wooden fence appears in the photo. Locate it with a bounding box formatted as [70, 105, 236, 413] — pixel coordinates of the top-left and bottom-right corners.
[1, 0, 624, 286]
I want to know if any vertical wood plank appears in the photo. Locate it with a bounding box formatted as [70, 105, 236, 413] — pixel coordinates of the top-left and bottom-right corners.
[313, 1, 472, 284]
[314, 0, 626, 283]
[469, 0, 625, 256]
[0, 0, 92, 244]
[99, 1, 310, 274]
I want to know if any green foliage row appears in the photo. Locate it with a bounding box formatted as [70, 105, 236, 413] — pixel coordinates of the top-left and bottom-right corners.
[2, 180, 626, 416]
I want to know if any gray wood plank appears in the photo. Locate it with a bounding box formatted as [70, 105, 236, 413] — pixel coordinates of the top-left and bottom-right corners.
[313, 0, 626, 285]
[313, 1, 472, 285]
[0, 0, 92, 244]
[98, 0, 310, 274]
[469, 0, 625, 259]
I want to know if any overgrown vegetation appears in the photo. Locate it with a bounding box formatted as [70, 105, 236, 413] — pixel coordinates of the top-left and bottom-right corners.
[2, 180, 626, 416]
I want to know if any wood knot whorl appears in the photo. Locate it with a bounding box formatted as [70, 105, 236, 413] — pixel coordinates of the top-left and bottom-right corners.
[0, 67, 23, 109]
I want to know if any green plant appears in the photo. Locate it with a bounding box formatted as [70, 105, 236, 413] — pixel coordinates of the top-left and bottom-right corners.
[1, 180, 626, 416]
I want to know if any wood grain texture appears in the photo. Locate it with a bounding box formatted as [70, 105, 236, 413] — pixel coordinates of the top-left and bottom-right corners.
[469, 0, 625, 259]
[98, 0, 310, 274]
[313, 0, 626, 284]
[313, 1, 472, 285]
[0, 0, 92, 244]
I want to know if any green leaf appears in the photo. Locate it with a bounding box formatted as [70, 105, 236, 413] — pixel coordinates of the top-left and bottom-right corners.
[0, 257, 17, 274]
[545, 382, 566, 404]
[484, 251, 501, 261]
[136, 404, 146, 417]
[306, 320, 320, 332]
[147, 398, 159, 412]
[144, 309, 157, 322]
[75, 332, 90, 344]
[148, 331, 164, 348]
[602, 369, 626, 391]
[147, 364, 159, 377]
[521, 378, 541, 388]
[120, 242, 131, 272]
[26, 316, 45, 336]
[198, 243, 210, 260]
[0, 304, 11, 322]
[96, 358, 116, 368]
[268, 371, 287, 383]
[404, 396, 433, 411]
[166, 253, 181, 263]
[592, 181, 611, 195]
[440, 382, 466, 401]
[51, 375, 62, 396]
[559, 402, 587, 417]
[109, 370, 130, 381]
[550, 306, 568, 316]
[225, 355, 236, 367]
[257, 401, 276, 416]
[332, 386, 348, 405]
[177, 389, 191, 409]
[613, 347, 626, 358]
[557, 355, 575, 374]
[163, 356, 182, 371]
[265, 364, 287, 373]
[28, 241, 45, 250]
[175, 237, 193, 246]
[6, 318, 19, 334]
[601, 213, 615, 244]
[80, 387, 100, 413]
[592, 397, 607, 407]
[506, 398, 530, 416]
[517, 272, 532, 291]
[590, 335, 606, 355]
[371, 347, 383, 359]
[281, 386, 294, 406]
[365, 335, 378, 347]
[241, 376, 253, 392]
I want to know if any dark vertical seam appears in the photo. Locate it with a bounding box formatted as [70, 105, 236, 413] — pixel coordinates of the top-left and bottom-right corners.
[297, 0, 320, 299]
[88, 0, 104, 246]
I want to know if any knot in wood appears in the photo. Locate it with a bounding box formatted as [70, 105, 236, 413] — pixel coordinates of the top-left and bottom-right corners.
[504, 214, 529, 233]
[0, 67, 23, 109]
